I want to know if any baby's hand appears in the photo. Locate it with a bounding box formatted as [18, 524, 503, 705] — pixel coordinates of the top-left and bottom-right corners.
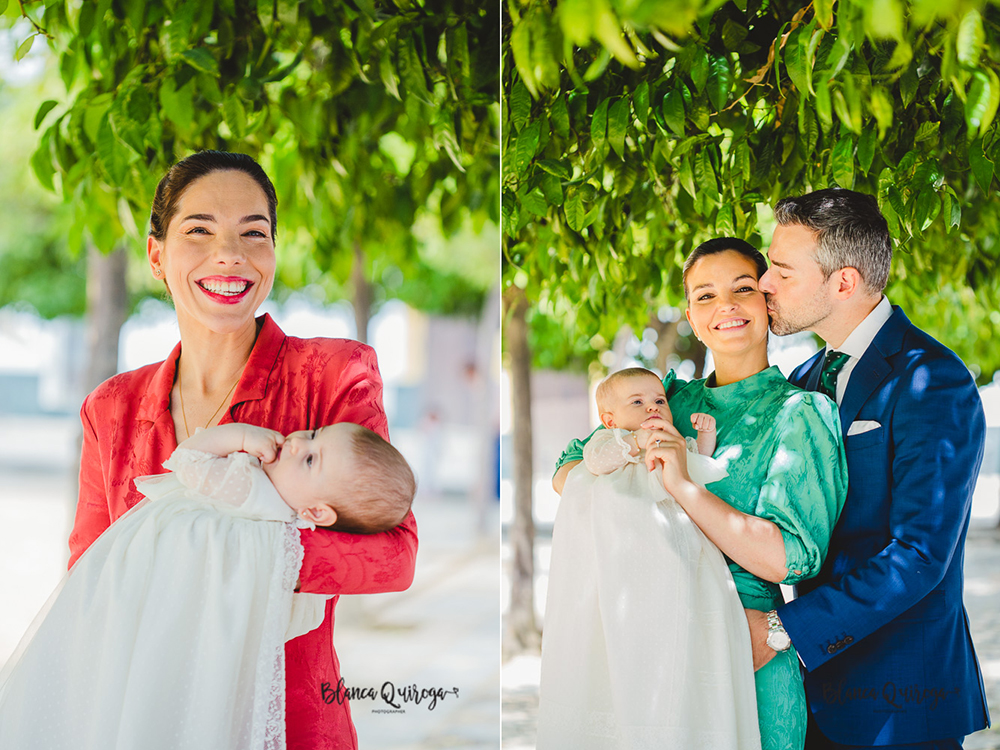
[691, 413, 716, 433]
[240, 425, 285, 464]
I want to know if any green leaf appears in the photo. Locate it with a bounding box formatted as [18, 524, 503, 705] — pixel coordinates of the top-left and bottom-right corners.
[633, 82, 650, 129]
[607, 97, 629, 159]
[30, 130, 55, 192]
[969, 138, 994, 192]
[223, 96, 248, 139]
[694, 148, 719, 204]
[722, 20, 748, 51]
[158, 77, 194, 130]
[537, 159, 572, 180]
[34, 100, 58, 131]
[716, 203, 735, 235]
[398, 33, 432, 105]
[180, 48, 219, 76]
[511, 80, 531, 133]
[857, 127, 876, 173]
[690, 48, 709, 93]
[914, 122, 940, 144]
[706, 55, 733, 111]
[814, 0, 834, 30]
[514, 121, 541, 177]
[15, 35, 34, 61]
[662, 89, 685, 137]
[78, 1, 96, 36]
[551, 95, 571, 138]
[0, 0, 8, 14]
[540, 173, 564, 206]
[831, 135, 855, 189]
[784, 27, 808, 94]
[899, 63, 918, 109]
[914, 188, 940, 231]
[966, 69, 1000, 137]
[591, 98, 609, 154]
[565, 189, 586, 232]
[277, 0, 298, 27]
[519, 186, 548, 216]
[870, 88, 893, 138]
[678, 155, 696, 198]
[815, 78, 832, 128]
[956, 9, 984, 68]
[96, 113, 128, 185]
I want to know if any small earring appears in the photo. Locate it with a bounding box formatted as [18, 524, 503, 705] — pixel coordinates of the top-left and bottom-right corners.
[153, 268, 162, 277]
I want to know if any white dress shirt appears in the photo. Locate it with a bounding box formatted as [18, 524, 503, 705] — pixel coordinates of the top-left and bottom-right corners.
[823, 296, 893, 405]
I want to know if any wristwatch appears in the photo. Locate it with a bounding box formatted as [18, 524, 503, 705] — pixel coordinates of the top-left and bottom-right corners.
[765, 610, 791, 652]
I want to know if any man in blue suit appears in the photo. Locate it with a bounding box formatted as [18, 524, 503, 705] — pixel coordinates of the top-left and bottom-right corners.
[749, 187, 990, 749]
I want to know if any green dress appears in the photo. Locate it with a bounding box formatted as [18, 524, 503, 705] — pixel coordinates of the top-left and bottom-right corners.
[556, 366, 848, 750]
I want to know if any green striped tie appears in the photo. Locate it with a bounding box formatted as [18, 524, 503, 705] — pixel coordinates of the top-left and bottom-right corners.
[819, 350, 850, 401]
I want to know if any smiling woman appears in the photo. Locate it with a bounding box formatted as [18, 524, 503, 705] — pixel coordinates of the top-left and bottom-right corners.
[61, 150, 418, 750]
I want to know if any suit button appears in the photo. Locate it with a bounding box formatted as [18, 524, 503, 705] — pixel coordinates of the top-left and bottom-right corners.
[827, 644, 837, 654]
[845, 636, 854, 644]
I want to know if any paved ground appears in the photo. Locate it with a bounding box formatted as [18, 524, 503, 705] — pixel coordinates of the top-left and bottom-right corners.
[502, 521, 1000, 749]
[0, 415, 501, 749]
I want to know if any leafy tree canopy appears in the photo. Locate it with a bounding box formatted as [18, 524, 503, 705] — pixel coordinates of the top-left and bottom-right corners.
[2, 0, 499, 318]
[502, 0, 1000, 383]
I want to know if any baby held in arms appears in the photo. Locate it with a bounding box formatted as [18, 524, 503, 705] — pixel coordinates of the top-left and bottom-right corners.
[0, 422, 415, 750]
[536, 367, 761, 750]
[178, 421, 415, 533]
[585, 366, 718, 474]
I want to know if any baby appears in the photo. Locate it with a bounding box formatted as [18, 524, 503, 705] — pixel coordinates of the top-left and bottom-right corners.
[584, 367, 717, 474]
[178, 421, 415, 533]
[0, 422, 415, 750]
[538, 367, 761, 750]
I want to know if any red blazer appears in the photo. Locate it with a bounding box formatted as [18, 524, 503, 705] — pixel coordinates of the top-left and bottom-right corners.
[69, 313, 418, 750]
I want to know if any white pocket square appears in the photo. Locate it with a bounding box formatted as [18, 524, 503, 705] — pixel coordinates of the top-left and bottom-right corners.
[848, 420, 881, 436]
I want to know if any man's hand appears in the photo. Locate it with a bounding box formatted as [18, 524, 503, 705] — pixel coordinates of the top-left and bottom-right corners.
[745, 608, 778, 672]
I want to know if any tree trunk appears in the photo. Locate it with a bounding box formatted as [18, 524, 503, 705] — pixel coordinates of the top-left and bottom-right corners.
[503, 286, 541, 656]
[84, 245, 129, 393]
[352, 241, 372, 345]
[73, 244, 129, 517]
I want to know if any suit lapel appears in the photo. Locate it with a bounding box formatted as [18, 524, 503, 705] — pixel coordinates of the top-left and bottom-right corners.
[793, 350, 824, 391]
[838, 306, 909, 429]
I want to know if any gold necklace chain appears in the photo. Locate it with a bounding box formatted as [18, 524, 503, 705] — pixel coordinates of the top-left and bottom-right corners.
[177, 367, 240, 440]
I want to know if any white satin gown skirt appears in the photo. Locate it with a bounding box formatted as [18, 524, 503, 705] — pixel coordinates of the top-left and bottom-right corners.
[0, 485, 300, 750]
[536, 461, 761, 750]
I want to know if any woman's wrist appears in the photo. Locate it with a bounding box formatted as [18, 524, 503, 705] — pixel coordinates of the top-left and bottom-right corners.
[669, 477, 702, 507]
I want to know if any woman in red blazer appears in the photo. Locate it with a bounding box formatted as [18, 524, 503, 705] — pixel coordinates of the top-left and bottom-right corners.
[68, 150, 418, 750]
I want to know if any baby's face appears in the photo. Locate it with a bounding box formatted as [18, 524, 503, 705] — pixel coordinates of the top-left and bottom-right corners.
[261, 422, 356, 513]
[607, 375, 672, 431]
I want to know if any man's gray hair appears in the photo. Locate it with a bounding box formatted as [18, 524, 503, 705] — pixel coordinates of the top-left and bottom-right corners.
[774, 188, 892, 294]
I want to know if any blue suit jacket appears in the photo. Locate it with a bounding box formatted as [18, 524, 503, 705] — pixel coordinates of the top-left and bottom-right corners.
[777, 306, 991, 746]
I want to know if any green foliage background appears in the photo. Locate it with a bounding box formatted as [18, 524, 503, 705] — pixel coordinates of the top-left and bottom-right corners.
[1, 0, 499, 319]
[502, 0, 1000, 383]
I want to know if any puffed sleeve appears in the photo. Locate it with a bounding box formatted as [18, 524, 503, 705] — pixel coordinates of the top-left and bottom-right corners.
[583, 429, 637, 474]
[754, 391, 848, 585]
[160, 449, 254, 507]
[555, 369, 688, 473]
[296, 342, 418, 595]
[68, 394, 112, 568]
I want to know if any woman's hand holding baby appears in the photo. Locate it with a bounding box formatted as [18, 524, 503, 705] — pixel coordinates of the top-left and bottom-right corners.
[641, 419, 694, 499]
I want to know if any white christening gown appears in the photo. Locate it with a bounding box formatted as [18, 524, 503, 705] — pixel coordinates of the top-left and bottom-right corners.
[536, 430, 761, 750]
[0, 449, 330, 750]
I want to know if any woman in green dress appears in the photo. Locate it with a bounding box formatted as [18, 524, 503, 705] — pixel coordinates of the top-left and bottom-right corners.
[552, 238, 848, 750]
